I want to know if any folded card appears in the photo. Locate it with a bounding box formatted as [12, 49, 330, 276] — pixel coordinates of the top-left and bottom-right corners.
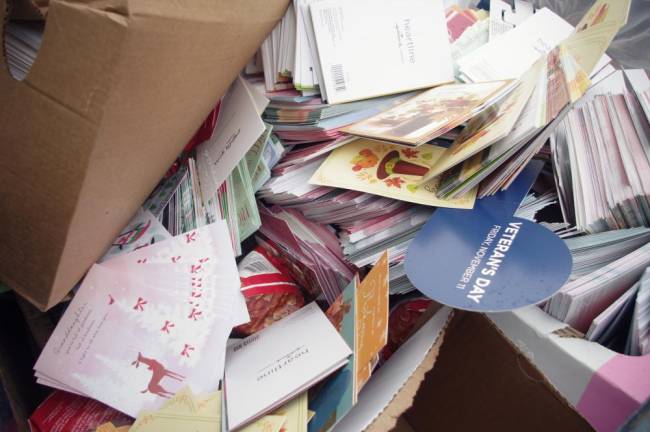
[309, 138, 476, 208]
[224, 303, 351, 430]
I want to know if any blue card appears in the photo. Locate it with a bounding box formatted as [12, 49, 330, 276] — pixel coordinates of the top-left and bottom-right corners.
[405, 161, 572, 312]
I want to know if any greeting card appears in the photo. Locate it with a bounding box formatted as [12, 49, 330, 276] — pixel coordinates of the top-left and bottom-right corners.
[341, 81, 512, 146]
[100, 210, 171, 262]
[240, 392, 309, 432]
[129, 387, 221, 432]
[35, 222, 246, 417]
[224, 303, 351, 430]
[310, 138, 476, 208]
[309, 252, 389, 432]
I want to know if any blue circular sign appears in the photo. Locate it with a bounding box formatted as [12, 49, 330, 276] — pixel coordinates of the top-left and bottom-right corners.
[405, 162, 572, 312]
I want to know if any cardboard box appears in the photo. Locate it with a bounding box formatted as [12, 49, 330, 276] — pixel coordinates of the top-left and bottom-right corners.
[0, 0, 289, 310]
[337, 307, 592, 431]
[490, 307, 650, 432]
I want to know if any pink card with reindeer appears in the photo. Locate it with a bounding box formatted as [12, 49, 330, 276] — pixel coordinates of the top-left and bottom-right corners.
[34, 221, 247, 417]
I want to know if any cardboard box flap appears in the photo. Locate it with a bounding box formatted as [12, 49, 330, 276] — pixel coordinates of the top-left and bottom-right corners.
[60, 0, 128, 15]
[0, 0, 289, 310]
[1, 0, 125, 123]
[14, 0, 298, 21]
[7, 0, 45, 19]
[398, 312, 593, 431]
[490, 307, 650, 432]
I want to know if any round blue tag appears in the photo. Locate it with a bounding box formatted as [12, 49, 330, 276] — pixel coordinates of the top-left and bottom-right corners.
[405, 162, 572, 312]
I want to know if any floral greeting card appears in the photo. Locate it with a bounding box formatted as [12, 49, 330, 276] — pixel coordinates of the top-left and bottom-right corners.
[309, 138, 476, 208]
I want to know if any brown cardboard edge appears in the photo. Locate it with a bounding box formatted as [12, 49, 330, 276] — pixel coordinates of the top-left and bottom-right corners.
[364, 308, 454, 432]
[7, 0, 44, 20]
[398, 311, 594, 431]
[478, 312, 593, 423]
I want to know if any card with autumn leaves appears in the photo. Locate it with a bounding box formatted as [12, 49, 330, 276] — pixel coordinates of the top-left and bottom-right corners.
[309, 138, 476, 208]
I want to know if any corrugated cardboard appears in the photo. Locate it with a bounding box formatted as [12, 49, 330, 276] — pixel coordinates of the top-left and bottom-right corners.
[336, 308, 592, 431]
[397, 312, 592, 431]
[0, 0, 289, 310]
[490, 307, 650, 432]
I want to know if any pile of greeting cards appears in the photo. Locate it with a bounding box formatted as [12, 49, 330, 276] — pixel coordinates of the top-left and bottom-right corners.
[23, 0, 650, 431]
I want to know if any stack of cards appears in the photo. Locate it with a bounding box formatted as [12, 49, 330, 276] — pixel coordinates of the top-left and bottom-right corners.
[261, 0, 453, 103]
[4, 21, 44, 80]
[456, 7, 575, 83]
[193, 77, 270, 254]
[546, 242, 650, 333]
[552, 69, 650, 233]
[564, 227, 650, 280]
[257, 205, 355, 304]
[514, 190, 559, 223]
[266, 93, 415, 145]
[258, 158, 335, 207]
[34, 221, 249, 417]
[245, 124, 286, 192]
[585, 267, 650, 356]
[341, 80, 515, 147]
[143, 76, 288, 256]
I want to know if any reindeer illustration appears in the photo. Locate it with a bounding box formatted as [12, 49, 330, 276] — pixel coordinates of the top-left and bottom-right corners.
[131, 352, 185, 398]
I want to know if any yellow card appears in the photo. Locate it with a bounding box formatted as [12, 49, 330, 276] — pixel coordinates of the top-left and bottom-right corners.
[273, 392, 308, 432]
[160, 387, 197, 415]
[310, 139, 476, 208]
[559, 45, 591, 102]
[95, 423, 116, 432]
[575, 0, 630, 32]
[129, 411, 156, 432]
[97, 425, 130, 432]
[131, 413, 218, 432]
[196, 391, 222, 419]
[566, 0, 630, 75]
[341, 81, 512, 146]
[563, 21, 621, 77]
[239, 415, 287, 432]
[355, 251, 389, 393]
